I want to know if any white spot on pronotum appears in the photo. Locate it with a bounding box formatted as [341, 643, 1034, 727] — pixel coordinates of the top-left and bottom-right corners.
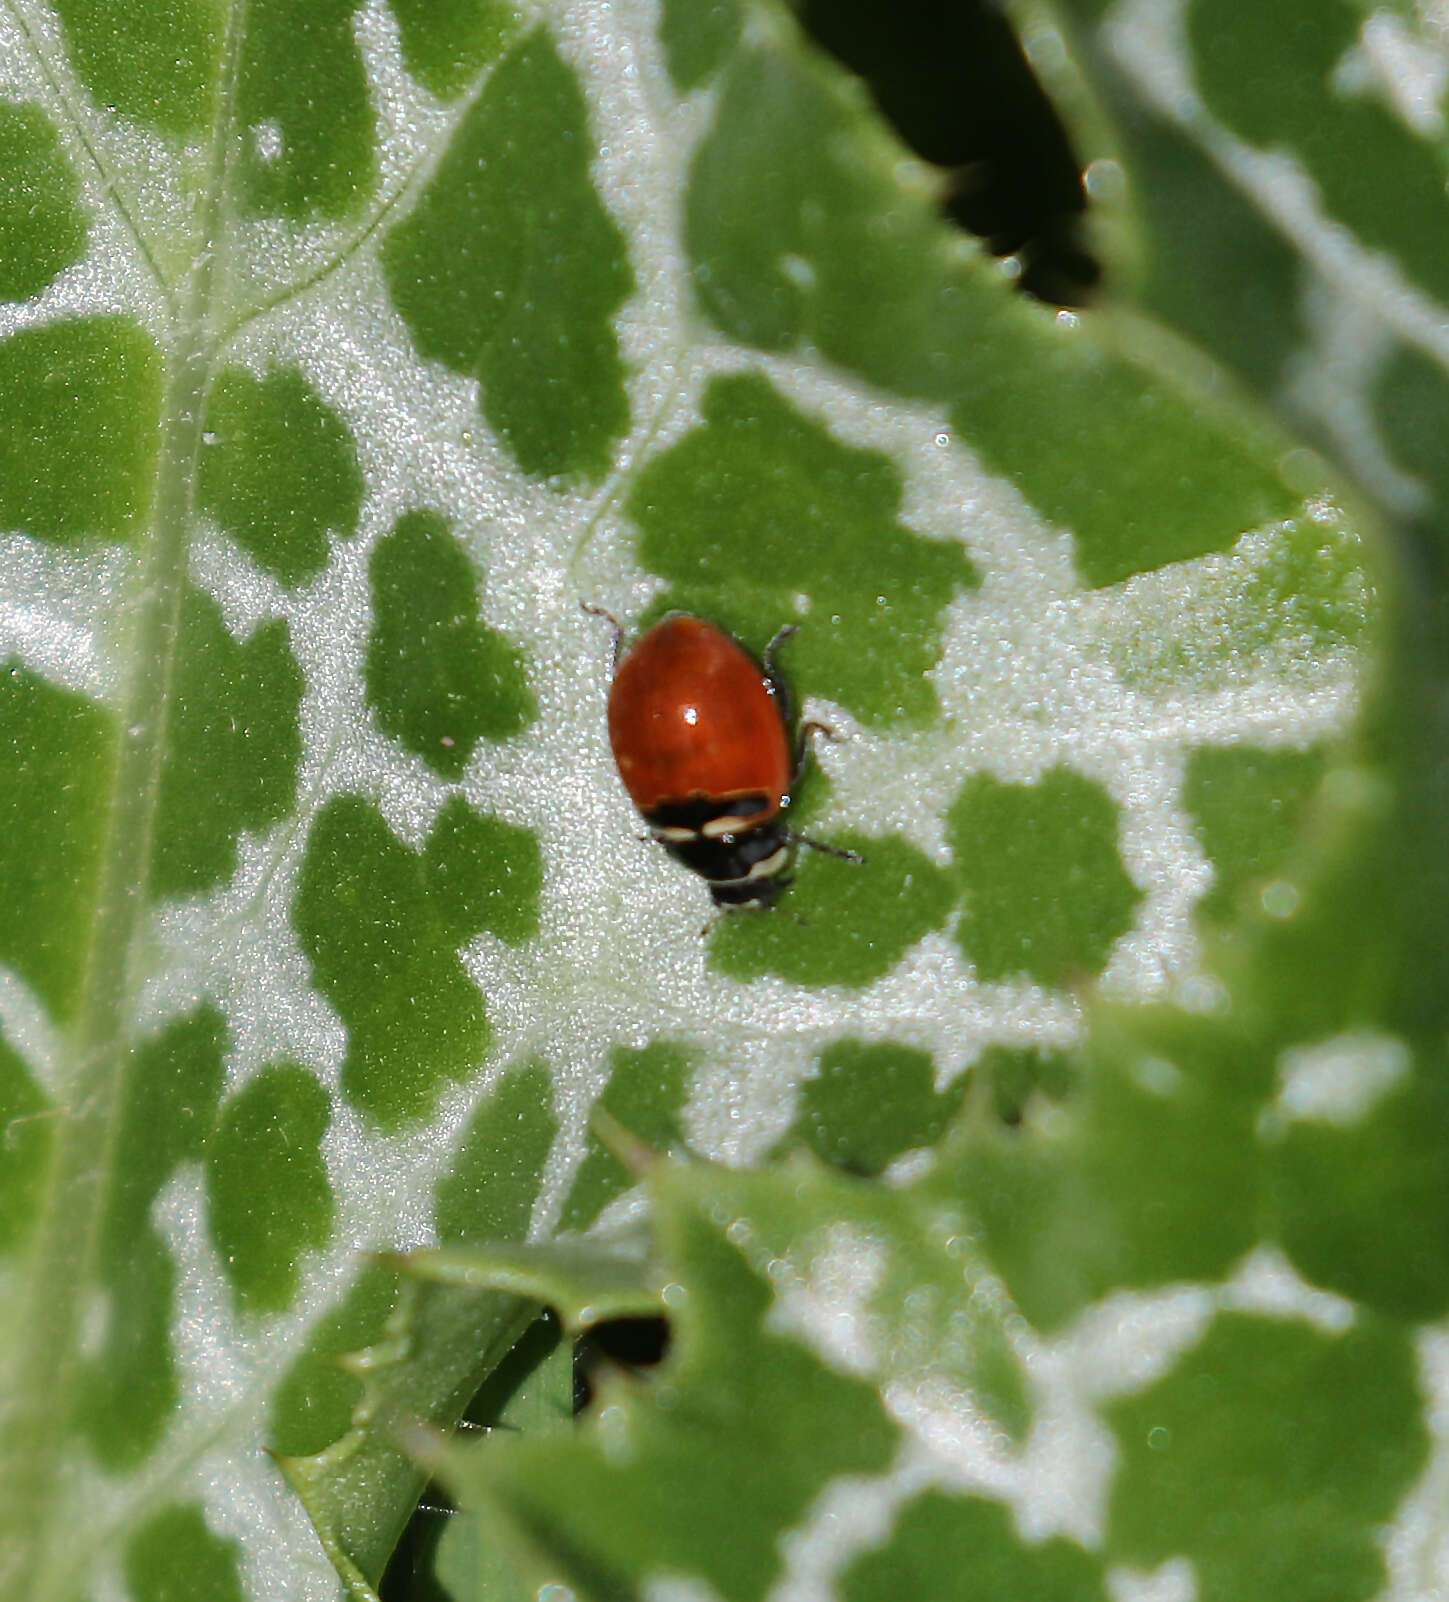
[251, 120, 284, 162]
[1273, 1030, 1411, 1126]
[1333, 12, 1448, 137]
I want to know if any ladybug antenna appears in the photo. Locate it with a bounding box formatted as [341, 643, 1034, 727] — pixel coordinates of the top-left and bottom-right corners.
[786, 832, 865, 864]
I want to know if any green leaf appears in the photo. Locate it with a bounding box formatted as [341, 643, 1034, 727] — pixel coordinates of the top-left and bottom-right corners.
[842, 1491, 1107, 1602]
[0, 317, 161, 542]
[686, 43, 1297, 585]
[422, 797, 542, 946]
[774, 1039, 965, 1177]
[237, 0, 375, 219]
[1106, 1312, 1427, 1602]
[367, 510, 534, 777]
[0, 1035, 52, 1254]
[269, 1264, 401, 1458]
[205, 1061, 335, 1313]
[83, 1006, 227, 1468]
[50, 0, 221, 138]
[199, 366, 364, 587]
[0, 0, 1413, 1597]
[397, 1238, 658, 1330]
[0, 102, 87, 302]
[294, 796, 492, 1128]
[0, 663, 117, 1022]
[125, 1502, 246, 1602]
[388, 0, 518, 101]
[381, 29, 634, 481]
[949, 767, 1142, 986]
[446, 1167, 903, 1602]
[1185, 744, 1328, 925]
[659, 0, 741, 91]
[953, 1007, 1270, 1331]
[153, 586, 303, 898]
[558, 1041, 695, 1232]
[434, 1059, 557, 1245]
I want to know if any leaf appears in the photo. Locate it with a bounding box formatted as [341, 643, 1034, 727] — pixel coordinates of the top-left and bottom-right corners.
[0, 0, 1411, 1598]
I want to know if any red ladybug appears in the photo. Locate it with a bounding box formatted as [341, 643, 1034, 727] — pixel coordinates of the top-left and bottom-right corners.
[592, 610, 847, 906]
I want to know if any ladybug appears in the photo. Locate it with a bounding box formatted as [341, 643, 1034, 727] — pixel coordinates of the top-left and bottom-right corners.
[591, 610, 852, 907]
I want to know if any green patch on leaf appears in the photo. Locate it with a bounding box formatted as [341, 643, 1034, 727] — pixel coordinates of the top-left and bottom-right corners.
[710, 830, 955, 988]
[1267, 1046, 1449, 1321]
[1189, 0, 1449, 310]
[50, 0, 220, 139]
[975, 1043, 1077, 1126]
[152, 585, 303, 899]
[686, 47, 1294, 586]
[629, 372, 977, 725]
[206, 1063, 334, 1314]
[423, 796, 542, 946]
[124, 1503, 244, 1602]
[83, 1007, 226, 1468]
[659, 0, 742, 90]
[382, 28, 634, 480]
[843, 1490, 1106, 1602]
[389, 0, 518, 99]
[0, 662, 117, 1023]
[1376, 341, 1449, 507]
[200, 366, 364, 587]
[949, 768, 1142, 987]
[0, 316, 161, 543]
[294, 796, 492, 1128]
[366, 509, 534, 778]
[1106, 1312, 1427, 1602]
[1185, 744, 1327, 924]
[0, 101, 87, 302]
[954, 1008, 1271, 1330]
[455, 1180, 899, 1602]
[238, 0, 375, 217]
[776, 1039, 964, 1176]
[269, 1264, 401, 1457]
[434, 1060, 557, 1245]
[0, 1034, 51, 1256]
[559, 1041, 695, 1231]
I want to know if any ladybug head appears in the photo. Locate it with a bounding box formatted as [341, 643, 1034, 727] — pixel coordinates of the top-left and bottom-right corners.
[651, 818, 793, 907]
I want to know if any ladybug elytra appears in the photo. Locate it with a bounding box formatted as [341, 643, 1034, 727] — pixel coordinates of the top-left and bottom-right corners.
[593, 610, 849, 907]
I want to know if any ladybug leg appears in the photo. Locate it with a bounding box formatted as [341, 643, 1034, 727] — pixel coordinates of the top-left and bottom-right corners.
[763, 621, 799, 667]
[763, 622, 799, 715]
[581, 602, 623, 671]
[786, 719, 838, 799]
